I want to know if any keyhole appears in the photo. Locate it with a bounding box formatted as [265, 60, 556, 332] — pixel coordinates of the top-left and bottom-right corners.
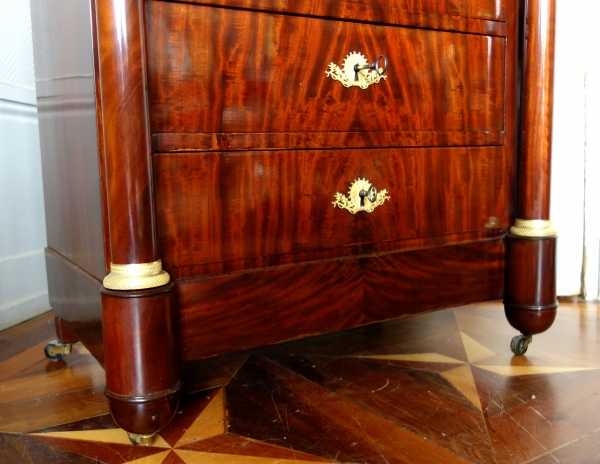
[359, 186, 378, 206]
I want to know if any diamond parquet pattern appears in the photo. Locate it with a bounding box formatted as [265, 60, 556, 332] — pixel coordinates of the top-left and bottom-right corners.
[2, 300, 600, 463]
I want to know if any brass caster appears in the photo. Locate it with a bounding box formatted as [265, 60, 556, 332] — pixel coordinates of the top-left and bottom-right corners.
[510, 334, 532, 356]
[44, 340, 74, 361]
[128, 432, 155, 446]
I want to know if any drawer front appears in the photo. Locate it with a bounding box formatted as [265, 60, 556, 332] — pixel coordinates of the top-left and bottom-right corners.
[147, 2, 505, 151]
[158, 0, 507, 23]
[154, 147, 508, 272]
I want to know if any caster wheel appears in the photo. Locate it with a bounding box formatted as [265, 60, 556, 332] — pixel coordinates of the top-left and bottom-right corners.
[510, 334, 532, 355]
[44, 340, 73, 361]
[128, 432, 155, 446]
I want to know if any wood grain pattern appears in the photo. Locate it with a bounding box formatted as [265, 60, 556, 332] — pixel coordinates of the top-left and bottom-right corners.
[175, 239, 504, 361]
[4, 300, 600, 462]
[153, 130, 505, 153]
[101, 284, 180, 435]
[54, 317, 79, 345]
[504, 235, 558, 335]
[147, 2, 505, 150]
[272, 354, 495, 463]
[150, 0, 508, 27]
[155, 147, 508, 272]
[502, 0, 519, 223]
[504, 0, 557, 339]
[30, 0, 107, 280]
[45, 248, 104, 363]
[0, 313, 55, 365]
[94, 0, 158, 264]
[517, 0, 556, 219]
[226, 355, 473, 463]
[160, 230, 502, 280]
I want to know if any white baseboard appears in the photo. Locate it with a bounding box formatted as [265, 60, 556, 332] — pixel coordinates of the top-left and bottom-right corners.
[0, 292, 50, 332]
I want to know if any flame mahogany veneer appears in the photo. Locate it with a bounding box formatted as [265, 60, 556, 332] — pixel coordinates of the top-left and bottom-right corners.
[31, 0, 557, 438]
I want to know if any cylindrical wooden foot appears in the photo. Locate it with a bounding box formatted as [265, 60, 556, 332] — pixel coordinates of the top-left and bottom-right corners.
[503, 234, 558, 335]
[101, 283, 180, 437]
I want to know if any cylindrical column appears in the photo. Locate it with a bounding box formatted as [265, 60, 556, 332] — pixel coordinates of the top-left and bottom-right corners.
[97, 0, 156, 266]
[96, 0, 168, 287]
[517, 0, 556, 220]
[504, 0, 558, 340]
[94, 0, 178, 442]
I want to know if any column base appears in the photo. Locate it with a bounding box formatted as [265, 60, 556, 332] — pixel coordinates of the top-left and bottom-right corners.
[101, 283, 180, 439]
[503, 233, 558, 343]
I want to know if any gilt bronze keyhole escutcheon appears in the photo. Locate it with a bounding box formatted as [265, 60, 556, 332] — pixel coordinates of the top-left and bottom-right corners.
[326, 52, 388, 89]
[333, 178, 390, 214]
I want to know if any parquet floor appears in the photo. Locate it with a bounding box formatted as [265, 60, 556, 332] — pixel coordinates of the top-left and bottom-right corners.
[1, 299, 600, 463]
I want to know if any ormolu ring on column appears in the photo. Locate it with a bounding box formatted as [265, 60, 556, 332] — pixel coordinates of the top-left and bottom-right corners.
[103, 259, 170, 290]
[509, 219, 557, 238]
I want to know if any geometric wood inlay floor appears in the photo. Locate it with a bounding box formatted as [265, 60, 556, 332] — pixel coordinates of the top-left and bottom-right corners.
[1, 299, 600, 463]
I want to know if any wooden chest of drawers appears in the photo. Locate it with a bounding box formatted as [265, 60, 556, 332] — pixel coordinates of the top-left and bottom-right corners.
[31, 0, 558, 443]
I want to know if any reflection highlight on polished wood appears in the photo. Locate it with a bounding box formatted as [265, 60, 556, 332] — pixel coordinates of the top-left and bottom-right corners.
[2, 299, 600, 463]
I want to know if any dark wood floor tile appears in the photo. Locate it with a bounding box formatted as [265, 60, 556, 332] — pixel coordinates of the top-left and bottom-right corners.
[179, 433, 337, 462]
[0, 312, 55, 363]
[226, 357, 347, 461]
[227, 354, 472, 463]
[438, 330, 470, 362]
[0, 386, 108, 433]
[528, 429, 600, 463]
[259, 307, 461, 360]
[470, 366, 509, 412]
[21, 434, 100, 464]
[159, 388, 222, 447]
[354, 358, 464, 373]
[27, 434, 167, 463]
[0, 432, 36, 464]
[29, 414, 118, 434]
[486, 370, 600, 463]
[179, 353, 249, 395]
[163, 451, 188, 463]
[270, 354, 495, 463]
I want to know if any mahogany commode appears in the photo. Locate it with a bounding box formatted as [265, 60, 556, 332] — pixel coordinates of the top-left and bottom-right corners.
[31, 0, 558, 443]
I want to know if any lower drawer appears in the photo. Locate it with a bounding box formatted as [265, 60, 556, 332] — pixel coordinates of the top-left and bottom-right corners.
[154, 146, 509, 274]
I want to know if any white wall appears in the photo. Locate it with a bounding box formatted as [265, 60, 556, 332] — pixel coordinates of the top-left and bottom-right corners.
[551, 0, 600, 297]
[0, 0, 50, 331]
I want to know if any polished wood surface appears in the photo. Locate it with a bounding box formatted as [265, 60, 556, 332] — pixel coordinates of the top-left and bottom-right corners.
[153, 0, 508, 26]
[54, 317, 79, 345]
[101, 284, 180, 435]
[147, 2, 505, 151]
[176, 239, 504, 361]
[504, 235, 558, 335]
[30, 0, 107, 280]
[517, 0, 556, 220]
[3, 300, 600, 463]
[153, 131, 506, 153]
[502, 0, 519, 222]
[45, 248, 104, 362]
[503, 0, 558, 339]
[155, 147, 509, 271]
[30, 0, 553, 442]
[94, 0, 158, 265]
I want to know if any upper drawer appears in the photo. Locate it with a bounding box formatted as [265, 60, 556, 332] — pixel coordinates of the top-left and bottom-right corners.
[148, 0, 508, 25]
[147, 2, 506, 152]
